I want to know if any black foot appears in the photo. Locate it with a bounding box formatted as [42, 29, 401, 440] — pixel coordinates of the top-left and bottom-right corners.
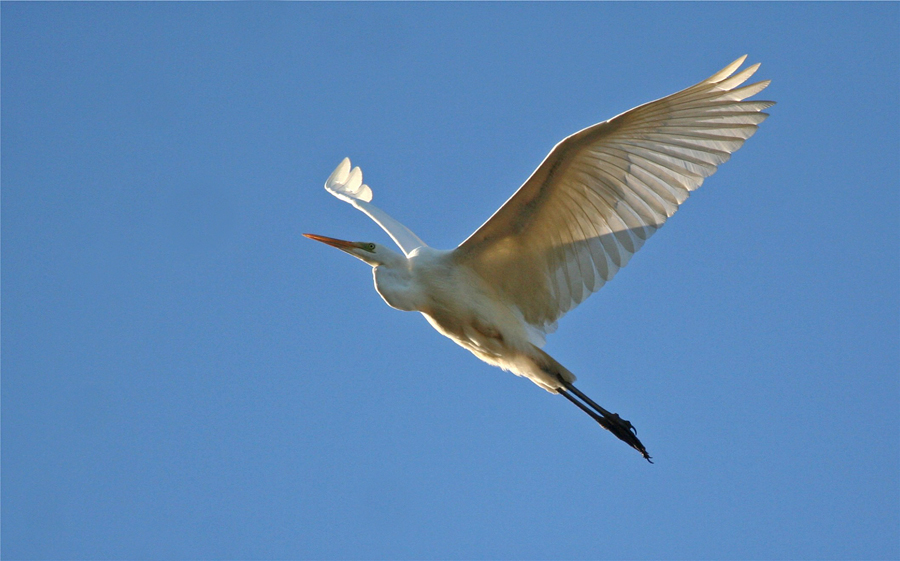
[596, 411, 652, 463]
[557, 379, 652, 463]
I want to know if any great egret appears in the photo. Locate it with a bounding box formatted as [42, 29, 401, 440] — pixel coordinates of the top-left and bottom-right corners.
[305, 56, 773, 461]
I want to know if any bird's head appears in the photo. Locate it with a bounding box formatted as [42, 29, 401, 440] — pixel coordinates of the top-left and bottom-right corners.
[303, 233, 402, 268]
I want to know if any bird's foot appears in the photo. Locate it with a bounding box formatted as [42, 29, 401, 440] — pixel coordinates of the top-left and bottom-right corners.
[555, 378, 653, 462]
[598, 412, 653, 463]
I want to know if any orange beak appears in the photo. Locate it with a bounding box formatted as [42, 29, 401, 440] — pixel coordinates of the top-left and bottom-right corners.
[303, 233, 362, 252]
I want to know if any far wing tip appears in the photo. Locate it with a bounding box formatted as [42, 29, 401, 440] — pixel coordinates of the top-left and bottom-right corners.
[324, 157, 374, 203]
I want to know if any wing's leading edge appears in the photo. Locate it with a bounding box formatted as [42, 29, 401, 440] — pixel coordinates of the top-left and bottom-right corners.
[324, 158, 427, 256]
[454, 56, 774, 333]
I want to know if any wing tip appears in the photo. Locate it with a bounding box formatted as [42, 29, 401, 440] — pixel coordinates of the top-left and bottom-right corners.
[705, 55, 770, 88]
[324, 157, 374, 203]
[705, 55, 748, 83]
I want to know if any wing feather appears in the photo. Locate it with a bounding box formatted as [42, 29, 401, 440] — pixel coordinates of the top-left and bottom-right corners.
[323, 157, 427, 256]
[454, 57, 773, 334]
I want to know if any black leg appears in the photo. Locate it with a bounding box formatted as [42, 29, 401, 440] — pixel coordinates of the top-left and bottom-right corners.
[558, 382, 652, 463]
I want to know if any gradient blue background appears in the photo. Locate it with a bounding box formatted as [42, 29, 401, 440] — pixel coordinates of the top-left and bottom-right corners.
[3, 3, 898, 559]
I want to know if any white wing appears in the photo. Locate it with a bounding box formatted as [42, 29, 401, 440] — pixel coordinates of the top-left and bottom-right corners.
[454, 56, 774, 333]
[324, 157, 427, 256]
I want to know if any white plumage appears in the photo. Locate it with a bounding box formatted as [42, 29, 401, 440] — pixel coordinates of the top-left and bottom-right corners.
[305, 56, 773, 461]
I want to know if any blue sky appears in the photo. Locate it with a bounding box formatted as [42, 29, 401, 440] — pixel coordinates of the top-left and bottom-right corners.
[3, 3, 898, 559]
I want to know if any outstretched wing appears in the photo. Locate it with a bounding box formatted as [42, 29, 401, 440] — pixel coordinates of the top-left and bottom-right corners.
[454, 56, 774, 333]
[324, 158, 427, 256]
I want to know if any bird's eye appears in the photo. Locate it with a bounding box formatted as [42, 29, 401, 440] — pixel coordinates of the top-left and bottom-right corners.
[366, 243, 376, 252]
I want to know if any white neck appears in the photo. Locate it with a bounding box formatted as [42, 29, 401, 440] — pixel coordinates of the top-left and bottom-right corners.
[373, 263, 419, 311]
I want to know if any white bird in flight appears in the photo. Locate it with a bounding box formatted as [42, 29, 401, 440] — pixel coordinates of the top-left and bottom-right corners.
[305, 56, 773, 461]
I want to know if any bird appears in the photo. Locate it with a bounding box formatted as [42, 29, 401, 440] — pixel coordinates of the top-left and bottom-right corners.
[305, 56, 773, 461]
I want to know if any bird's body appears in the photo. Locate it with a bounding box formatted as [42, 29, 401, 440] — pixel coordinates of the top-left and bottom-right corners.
[305, 56, 774, 460]
[374, 245, 572, 391]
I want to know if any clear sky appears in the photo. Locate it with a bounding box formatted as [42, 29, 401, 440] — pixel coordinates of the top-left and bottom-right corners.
[3, 3, 898, 559]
